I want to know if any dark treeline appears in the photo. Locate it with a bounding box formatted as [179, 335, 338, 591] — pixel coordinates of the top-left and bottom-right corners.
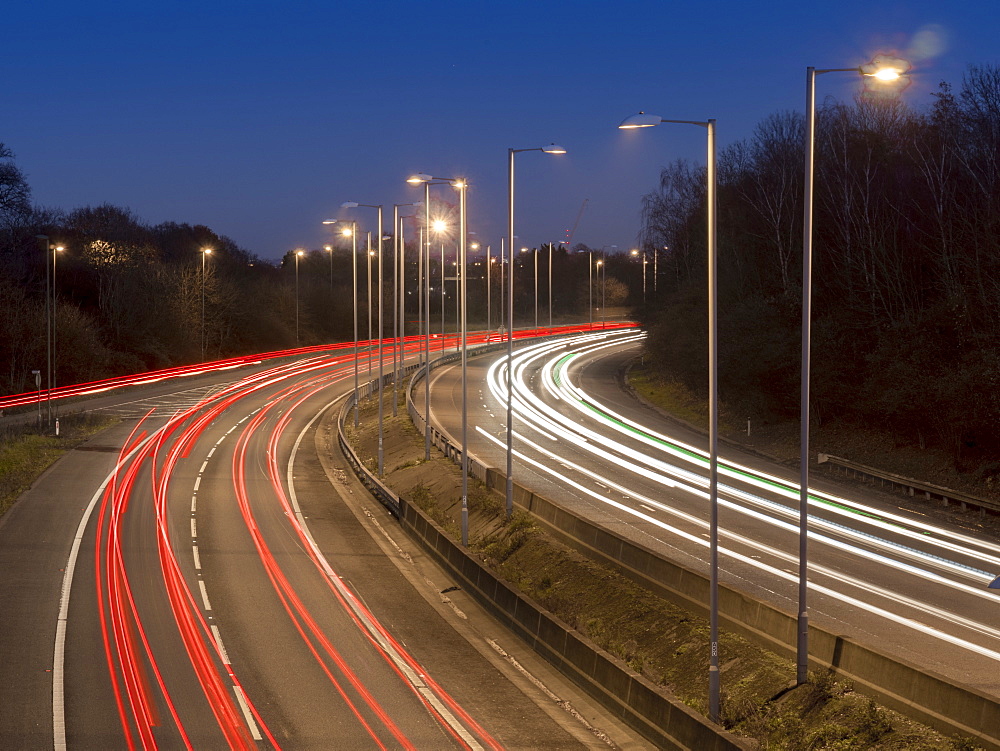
[638, 64, 1000, 467]
[0, 158, 631, 397]
[0, 169, 358, 395]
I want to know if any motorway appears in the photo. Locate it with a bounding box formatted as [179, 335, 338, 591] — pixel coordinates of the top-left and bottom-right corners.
[420, 328, 1000, 697]
[0, 336, 645, 749]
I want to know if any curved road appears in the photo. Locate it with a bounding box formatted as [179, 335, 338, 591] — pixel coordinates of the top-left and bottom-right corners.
[1, 338, 642, 749]
[422, 329, 1000, 697]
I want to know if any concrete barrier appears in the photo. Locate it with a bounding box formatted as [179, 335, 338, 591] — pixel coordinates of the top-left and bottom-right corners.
[394, 495, 751, 750]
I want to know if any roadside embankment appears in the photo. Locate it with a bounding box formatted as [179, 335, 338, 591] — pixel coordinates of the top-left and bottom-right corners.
[337, 377, 975, 750]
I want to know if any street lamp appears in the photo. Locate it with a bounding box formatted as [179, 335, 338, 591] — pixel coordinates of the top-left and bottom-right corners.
[35, 235, 52, 424]
[596, 258, 606, 328]
[796, 57, 907, 685]
[407, 176, 454, 462]
[506, 143, 566, 517]
[620, 111, 719, 721]
[293, 249, 305, 346]
[343, 201, 386, 476]
[393, 202, 419, 417]
[324, 220, 359, 426]
[323, 244, 334, 293]
[201, 247, 212, 360]
[588, 249, 594, 328]
[36, 236, 66, 426]
[631, 248, 647, 306]
[547, 243, 554, 329]
[408, 173, 470, 544]
[432, 219, 449, 353]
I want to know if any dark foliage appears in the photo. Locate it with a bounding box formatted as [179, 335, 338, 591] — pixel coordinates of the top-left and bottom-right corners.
[638, 64, 1000, 461]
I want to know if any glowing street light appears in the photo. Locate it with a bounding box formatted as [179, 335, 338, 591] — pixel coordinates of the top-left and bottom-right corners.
[797, 55, 910, 686]
[619, 110, 720, 721]
[36, 235, 65, 426]
[201, 247, 213, 360]
[342, 201, 387, 476]
[407, 174, 456, 462]
[505, 144, 566, 518]
[631, 248, 647, 305]
[324, 220, 360, 426]
[52, 243, 64, 423]
[408, 173, 470, 544]
[323, 242, 334, 293]
[294, 249, 305, 346]
[393, 202, 419, 417]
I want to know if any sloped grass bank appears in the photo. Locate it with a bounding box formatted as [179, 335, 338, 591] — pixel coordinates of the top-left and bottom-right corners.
[0, 413, 118, 517]
[345, 389, 977, 750]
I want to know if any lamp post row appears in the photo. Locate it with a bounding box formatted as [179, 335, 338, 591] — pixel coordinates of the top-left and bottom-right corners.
[294, 58, 904, 727]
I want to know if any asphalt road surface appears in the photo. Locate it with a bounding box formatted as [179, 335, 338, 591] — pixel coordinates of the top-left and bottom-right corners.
[1, 339, 650, 749]
[420, 329, 1000, 698]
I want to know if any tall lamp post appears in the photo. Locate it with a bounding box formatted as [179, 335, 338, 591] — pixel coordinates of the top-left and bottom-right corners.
[797, 58, 906, 685]
[588, 249, 594, 329]
[407, 174, 470, 544]
[51, 242, 64, 425]
[631, 248, 647, 306]
[201, 247, 212, 360]
[294, 249, 305, 345]
[407, 175, 455, 461]
[548, 243, 554, 329]
[534, 246, 539, 329]
[35, 235, 64, 426]
[342, 202, 386, 476]
[323, 220, 360, 426]
[596, 258, 605, 328]
[393, 202, 419, 417]
[506, 144, 566, 517]
[620, 111, 719, 721]
[36, 235, 52, 425]
[323, 244, 334, 293]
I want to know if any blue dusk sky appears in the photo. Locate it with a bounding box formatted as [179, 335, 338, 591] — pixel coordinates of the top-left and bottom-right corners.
[5, 0, 997, 260]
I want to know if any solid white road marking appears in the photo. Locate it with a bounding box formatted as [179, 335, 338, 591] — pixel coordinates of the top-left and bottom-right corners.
[233, 686, 263, 741]
[53, 429, 162, 751]
[287, 394, 484, 750]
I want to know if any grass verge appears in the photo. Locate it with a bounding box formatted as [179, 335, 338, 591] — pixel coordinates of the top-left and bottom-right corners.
[0, 413, 119, 517]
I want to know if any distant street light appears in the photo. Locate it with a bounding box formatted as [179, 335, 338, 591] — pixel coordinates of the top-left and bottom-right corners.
[36, 236, 66, 425]
[596, 257, 606, 328]
[393, 202, 419, 417]
[201, 247, 212, 360]
[343, 201, 386, 476]
[407, 177, 454, 462]
[324, 220, 359, 426]
[36, 235, 52, 424]
[588, 248, 594, 328]
[797, 57, 908, 686]
[52, 244, 63, 407]
[620, 109, 719, 720]
[631, 248, 647, 305]
[408, 173, 470, 545]
[506, 143, 566, 517]
[533, 247, 538, 329]
[548, 243, 554, 329]
[294, 249, 305, 346]
[323, 243, 334, 293]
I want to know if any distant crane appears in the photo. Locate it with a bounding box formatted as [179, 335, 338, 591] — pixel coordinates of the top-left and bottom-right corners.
[560, 198, 588, 248]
